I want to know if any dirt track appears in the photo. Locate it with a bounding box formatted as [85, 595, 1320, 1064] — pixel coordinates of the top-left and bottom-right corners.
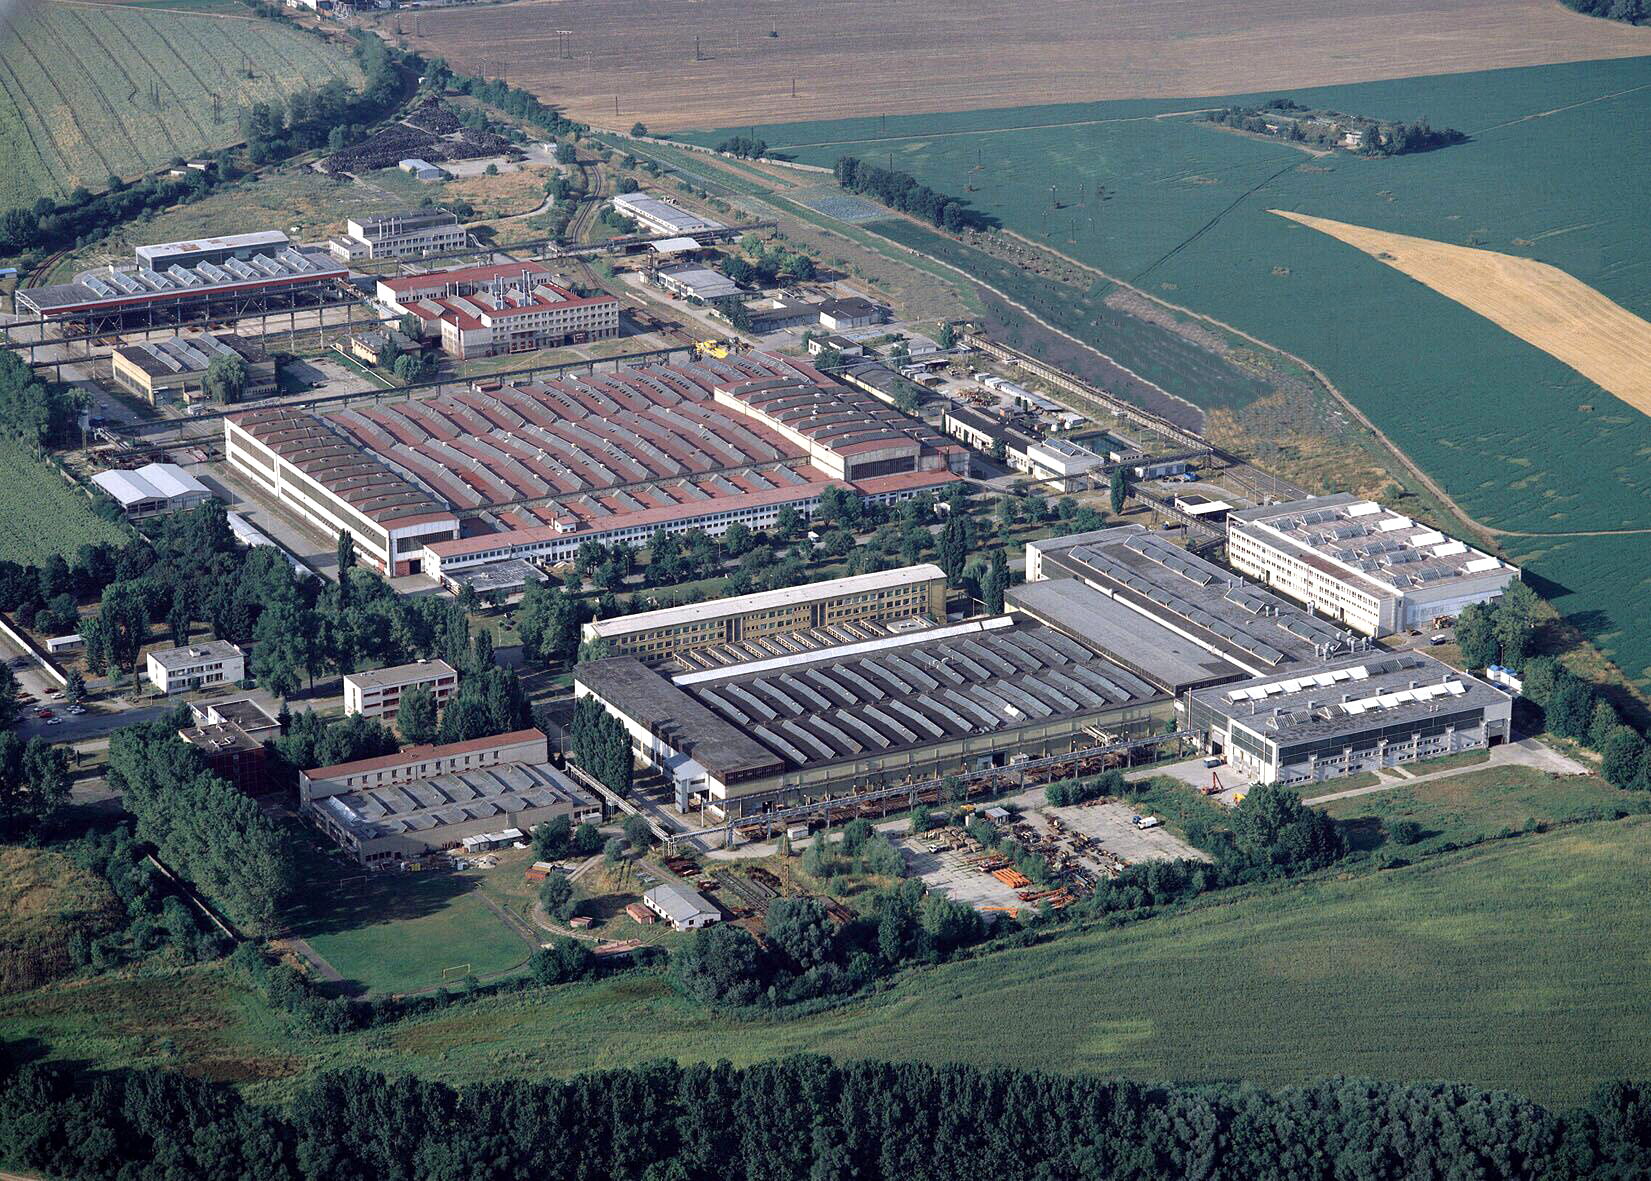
[382, 0, 1651, 131]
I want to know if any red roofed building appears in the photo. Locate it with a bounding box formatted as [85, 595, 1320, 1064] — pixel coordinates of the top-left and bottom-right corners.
[377, 262, 620, 358]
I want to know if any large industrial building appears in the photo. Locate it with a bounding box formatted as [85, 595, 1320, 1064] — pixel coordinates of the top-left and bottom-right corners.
[581, 564, 948, 667]
[576, 615, 1172, 819]
[224, 354, 956, 581]
[376, 261, 620, 358]
[1025, 525, 1365, 676]
[611, 192, 724, 236]
[299, 729, 602, 865]
[1226, 494, 1521, 636]
[330, 210, 467, 261]
[1187, 651, 1511, 785]
[224, 407, 461, 576]
[110, 333, 276, 405]
[17, 231, 347, 329]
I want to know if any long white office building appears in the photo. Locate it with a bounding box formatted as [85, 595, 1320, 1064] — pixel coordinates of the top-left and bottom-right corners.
[1226, 494, 1520, 637]
[223, 408, 460, 577]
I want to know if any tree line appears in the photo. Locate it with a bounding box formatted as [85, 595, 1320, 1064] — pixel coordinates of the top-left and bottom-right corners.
[570, 695, 632, 795]
[3, 1046, 1647, 1180]
[0, 351, 78, 448]
[1560, 0, 1649, 22]
[106, 713, 296, 934]
[1456, 584, 1651, 791]
[834, 156, 991, 232]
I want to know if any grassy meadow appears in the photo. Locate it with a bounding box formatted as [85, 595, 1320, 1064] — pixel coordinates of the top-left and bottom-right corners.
[6, 807, 1651, 1108]
[0, 3, 358, 207]
[682, 56, 1651, 687]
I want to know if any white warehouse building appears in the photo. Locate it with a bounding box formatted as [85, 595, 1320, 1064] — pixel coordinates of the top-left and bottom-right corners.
[1226, 494, 1520, 637]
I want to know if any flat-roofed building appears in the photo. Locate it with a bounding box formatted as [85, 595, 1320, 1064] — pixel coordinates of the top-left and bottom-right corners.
[1187, 650, 1512, 786]
[330, 209, 466, 262]
[179, 721, 272, 795]
[299, 728, 603, 865]
[1226, 494, 1521, 636]
[1005, 578, 1244, 695]
[817, 296, 886, 331]
[91, 462, 213, 518]
[110, 333, 275, 404]
[342, 659, 458, 718]
[582, 564, 948, 666]
[223, 408, 459, 575]
[653, 263, 744, 308]
[1025, 525, 1366, 676]
[376, 261, 620, 357]
[135, 231, 292, 272]
[1023, 437, 1108, 491]
[145, 640, 244, 694]
[189, 697, 281, 738]
[611, 192, 723, 236]
[576, 615, 1173, 819]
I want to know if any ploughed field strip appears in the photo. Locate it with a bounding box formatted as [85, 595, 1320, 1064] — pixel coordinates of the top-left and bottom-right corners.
[1274, 210, 1651, 421]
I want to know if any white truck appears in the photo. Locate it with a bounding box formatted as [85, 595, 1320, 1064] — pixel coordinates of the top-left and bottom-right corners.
[1131, 815, 1162, 831]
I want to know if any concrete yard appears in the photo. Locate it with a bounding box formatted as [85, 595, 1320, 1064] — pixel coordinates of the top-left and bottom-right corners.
[1040, 800, 1209, 865]
[897, 838, 1027, 912]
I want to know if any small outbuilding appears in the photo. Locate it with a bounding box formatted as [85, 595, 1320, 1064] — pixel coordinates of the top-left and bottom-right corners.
[643, 882, 721, 931]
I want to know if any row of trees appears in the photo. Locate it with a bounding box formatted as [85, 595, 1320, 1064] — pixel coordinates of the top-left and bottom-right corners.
[0, 731, 70, 841]
[1456, 583, 1651, 790]
[1204, 106, 1466, 155]
[0, 166, 225, 261]
[569, 696, 632, 795]
[834, 155, 989, 232]
[720, 236, 817, 286]
[0, 351, 79, 448]
[106, 714, 296, 933]
[672, 875, 987, 1011]
[4, 1047, 1647, 1181]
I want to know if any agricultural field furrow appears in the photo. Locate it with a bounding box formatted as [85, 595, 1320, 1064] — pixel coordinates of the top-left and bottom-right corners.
[0, 439, 128, 567]
[30, 10, 153, 174]
[8, 22, 115, 183]
[60, 9, 191, 160]
[0, 5, 359, 208]
[0, 65, 61, 202]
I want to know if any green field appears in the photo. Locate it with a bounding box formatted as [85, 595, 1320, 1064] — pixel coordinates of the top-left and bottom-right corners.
[0, 438, 128, 566]
[288, 866, 532, 996]
[683, 56, 1651, 687]
[6, 807, 1651, 1107]
[0, 3, 359, 208]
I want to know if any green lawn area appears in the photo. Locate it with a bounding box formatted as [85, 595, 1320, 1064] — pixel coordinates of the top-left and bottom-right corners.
[0, 439, 129, 566]
[282, 831, 534, 996]
[1322, 763, 1646, 854]
[294, 873, 531, 996]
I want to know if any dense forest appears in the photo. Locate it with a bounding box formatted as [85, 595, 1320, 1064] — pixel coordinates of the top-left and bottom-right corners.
[1560, 0, 1650, 22]
[2, 1047, 1648, 1180]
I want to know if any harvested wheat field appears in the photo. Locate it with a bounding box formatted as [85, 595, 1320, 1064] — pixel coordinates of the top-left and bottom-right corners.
[1273, 210, 1651, 420]
[380, 0, 1651, 131]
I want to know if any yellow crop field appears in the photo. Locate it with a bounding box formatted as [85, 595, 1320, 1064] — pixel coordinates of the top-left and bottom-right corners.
[1273, 210, 1651, 420]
